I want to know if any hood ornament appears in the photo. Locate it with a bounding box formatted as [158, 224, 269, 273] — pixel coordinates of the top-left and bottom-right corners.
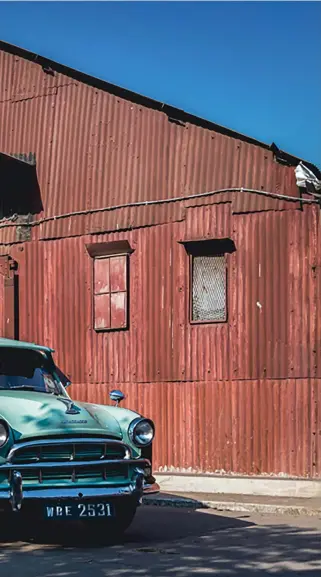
[58, 398, 81, 415]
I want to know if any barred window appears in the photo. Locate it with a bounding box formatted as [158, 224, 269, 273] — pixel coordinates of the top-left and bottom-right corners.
[191, 254, 226, 322]
[181, 238, 234, 325]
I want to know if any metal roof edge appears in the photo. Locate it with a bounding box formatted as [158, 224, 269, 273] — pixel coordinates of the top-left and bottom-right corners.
[0, 39, 319, 176]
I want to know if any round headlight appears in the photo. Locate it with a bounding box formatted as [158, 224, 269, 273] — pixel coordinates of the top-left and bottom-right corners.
[0, 422, 8, 447]
[128, 418, 155, 447]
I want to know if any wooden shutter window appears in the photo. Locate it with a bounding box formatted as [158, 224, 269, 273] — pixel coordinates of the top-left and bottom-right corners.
[93, 255, 128, 331]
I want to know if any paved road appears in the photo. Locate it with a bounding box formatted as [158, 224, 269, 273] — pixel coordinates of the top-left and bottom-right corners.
[0, 505, 320, 576]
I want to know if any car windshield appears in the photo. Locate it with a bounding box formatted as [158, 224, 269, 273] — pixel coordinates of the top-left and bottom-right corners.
[0, 347, 64, 396]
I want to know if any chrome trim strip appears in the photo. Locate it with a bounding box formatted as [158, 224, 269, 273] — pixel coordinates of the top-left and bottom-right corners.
[0, 458, 150, 471]
[0, 480, 159, 503]
[0, 485, 141, 500]
[7, 438, 132, 462]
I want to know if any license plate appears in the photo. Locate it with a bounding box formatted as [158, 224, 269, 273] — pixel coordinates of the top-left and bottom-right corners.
[44, 502, 113, 520]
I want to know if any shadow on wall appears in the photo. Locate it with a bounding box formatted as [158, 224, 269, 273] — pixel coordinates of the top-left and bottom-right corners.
[0, 504, 320, 576]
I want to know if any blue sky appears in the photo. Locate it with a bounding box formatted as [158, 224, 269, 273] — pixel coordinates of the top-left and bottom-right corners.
[0, 1, 320, 167]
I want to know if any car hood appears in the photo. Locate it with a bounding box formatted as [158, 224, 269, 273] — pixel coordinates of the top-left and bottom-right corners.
[0, 390, 123, 442]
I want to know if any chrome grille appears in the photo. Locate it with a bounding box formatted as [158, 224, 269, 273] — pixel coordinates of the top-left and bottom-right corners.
[10, 439, 127, 464]
[19, 464, 128, 484]
[7, 438, 131, 486]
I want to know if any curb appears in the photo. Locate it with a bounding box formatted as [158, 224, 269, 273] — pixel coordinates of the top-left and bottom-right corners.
[143, 495, 321, 517]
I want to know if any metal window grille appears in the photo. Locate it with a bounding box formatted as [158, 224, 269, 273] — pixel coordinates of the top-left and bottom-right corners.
[191, 255, 226, 322]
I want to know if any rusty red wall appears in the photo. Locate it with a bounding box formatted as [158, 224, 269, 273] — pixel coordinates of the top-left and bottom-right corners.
[1, 46, 321, 478]
[0, 48, 302, 245]
[10, 203, 321, 384]
[7, 203, 321, 478]
[69, 379, 321, 479]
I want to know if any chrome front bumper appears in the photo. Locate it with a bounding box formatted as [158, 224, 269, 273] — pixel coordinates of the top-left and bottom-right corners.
[0, 438, 160, 512]
[0, 468, 159, 512]
[0, 476, 160, 512]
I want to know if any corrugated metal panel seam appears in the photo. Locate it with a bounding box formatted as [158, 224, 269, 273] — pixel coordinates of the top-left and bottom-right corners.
[0, 184, 313, 230]
[0, 188, 315, 246]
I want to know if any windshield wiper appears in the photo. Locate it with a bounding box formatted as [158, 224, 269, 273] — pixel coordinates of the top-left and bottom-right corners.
[9, 385, 60, 395]
[9, 385, 38, 391]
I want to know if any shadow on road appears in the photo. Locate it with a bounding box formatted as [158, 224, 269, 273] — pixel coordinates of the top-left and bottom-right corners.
[0, 505, 320, 576]
[0, 503, 247, 547]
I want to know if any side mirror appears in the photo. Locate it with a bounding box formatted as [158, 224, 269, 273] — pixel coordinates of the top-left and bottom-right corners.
[109, 390, 125, 407]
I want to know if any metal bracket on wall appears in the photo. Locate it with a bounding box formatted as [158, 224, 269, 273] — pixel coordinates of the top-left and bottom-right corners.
[16, 214, 33, 243]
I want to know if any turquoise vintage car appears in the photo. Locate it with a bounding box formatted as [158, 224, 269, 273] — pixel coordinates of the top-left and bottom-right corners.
[0, 338, 159, 533]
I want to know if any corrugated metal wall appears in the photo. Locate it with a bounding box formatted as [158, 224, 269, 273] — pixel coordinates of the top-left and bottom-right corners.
[11, 204, 320, 385]
[69, 379, 321, 478]
[1, 47, 321, 478]
[8, 203, 321, 478]
[0, 49, 302, 245]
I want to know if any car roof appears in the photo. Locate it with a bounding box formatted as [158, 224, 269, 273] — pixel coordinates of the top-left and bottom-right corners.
[0, 337, 54, 354]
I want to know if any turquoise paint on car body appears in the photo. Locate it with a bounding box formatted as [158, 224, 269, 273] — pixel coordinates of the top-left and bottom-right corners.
[0, 337, 54, 353]
[0, 338, 158, 531]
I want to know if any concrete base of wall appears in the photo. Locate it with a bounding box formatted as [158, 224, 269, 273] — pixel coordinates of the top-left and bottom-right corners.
[155, 473, 321, 498]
